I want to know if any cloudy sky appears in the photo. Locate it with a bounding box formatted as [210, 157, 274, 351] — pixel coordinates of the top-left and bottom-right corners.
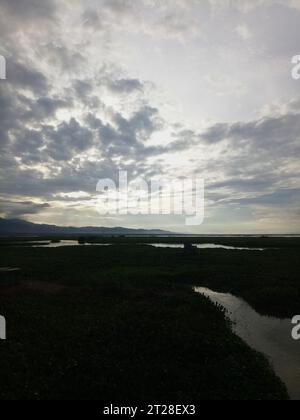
[0, 0, 300, 233]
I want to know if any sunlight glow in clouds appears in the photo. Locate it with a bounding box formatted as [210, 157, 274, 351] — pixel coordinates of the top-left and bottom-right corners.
[0, 0, 300, 233]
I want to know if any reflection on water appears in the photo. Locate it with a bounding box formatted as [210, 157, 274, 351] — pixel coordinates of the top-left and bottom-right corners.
[150, 243, 264, 251]
[0, 267, 20, 272]
[195, 287, 300, 400]
[30, 241, 112, 248]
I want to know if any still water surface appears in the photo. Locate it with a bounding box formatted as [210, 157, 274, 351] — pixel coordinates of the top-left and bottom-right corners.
[195, 287, 300, 400]
[151, 243, 264, 251]
[31, 241, 112, 248]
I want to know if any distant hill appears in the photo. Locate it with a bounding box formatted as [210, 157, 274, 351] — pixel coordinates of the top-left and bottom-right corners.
[0, 218, 173, 236]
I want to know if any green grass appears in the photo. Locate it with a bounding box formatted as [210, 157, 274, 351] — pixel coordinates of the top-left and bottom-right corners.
[0, 239, 295, 400]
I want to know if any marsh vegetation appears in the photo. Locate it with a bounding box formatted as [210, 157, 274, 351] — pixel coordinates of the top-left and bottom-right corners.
[0, 236, 299, 400]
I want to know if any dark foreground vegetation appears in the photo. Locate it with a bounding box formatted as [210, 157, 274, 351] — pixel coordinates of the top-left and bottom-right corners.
[1, 237, 297, 400]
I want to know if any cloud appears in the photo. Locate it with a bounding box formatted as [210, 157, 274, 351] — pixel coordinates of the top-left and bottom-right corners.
[41, 43, 85, 73]
[0, 0, 300, 232]
[0, 0, 56, 20]
[201, 112, 300, 160]
[235, 24, 253, 40]
[43, 118, 94, 161]
[22, 96, 71, 121]
[6, 60, 49, 95]
[106, 78, 144, 94]
[85, 105, 166, 159]
[0, 200, 50, 219]
[209, 0, 300, 13]
[74, 80, 93, 98]
[79, 0, 203, 41]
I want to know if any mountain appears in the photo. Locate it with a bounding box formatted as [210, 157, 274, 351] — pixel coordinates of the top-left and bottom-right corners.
[0, 218, 173, 236]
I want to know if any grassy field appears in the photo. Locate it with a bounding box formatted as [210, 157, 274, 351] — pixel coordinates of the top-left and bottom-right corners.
[1, 237, 297, 400]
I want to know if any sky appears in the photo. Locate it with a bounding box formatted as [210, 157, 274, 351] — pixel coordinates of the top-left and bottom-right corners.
[0, 0, 300, 234]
